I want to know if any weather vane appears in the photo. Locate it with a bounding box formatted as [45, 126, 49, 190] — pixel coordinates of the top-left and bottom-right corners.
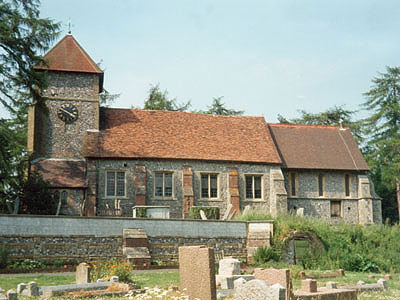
[67, 18, 73, 34]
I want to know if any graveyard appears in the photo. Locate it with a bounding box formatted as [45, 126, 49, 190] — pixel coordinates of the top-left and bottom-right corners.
[2, 214, 400, 300]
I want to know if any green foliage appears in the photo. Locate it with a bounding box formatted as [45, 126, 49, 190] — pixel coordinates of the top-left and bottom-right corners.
[200, 96, 244, 116]
[144, 84, 191, 111]
[136, 207, 147, 218]
[238, 213, 400, 273]
[189, 206, 220, 220]
[90, 258, 134, 283]
[253, 246, 280, 265]
[18, 170, 56, 215]
[10, 259, 45, 270]
[0, 244, 9, 268]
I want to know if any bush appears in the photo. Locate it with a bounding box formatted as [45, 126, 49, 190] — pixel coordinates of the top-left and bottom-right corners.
[189, 206, 220, 220]
[0, 244, 9, 268]
[253, 246, 280, 265]
[10, 259, 45, 270]
[90, 258, 134, 283]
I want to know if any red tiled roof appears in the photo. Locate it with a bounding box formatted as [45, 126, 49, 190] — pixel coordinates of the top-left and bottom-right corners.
[83, 108, 282, 164]
[34, 34, 103, 74]
[269, 123, 369, 171]
[31, 159, 87, 188]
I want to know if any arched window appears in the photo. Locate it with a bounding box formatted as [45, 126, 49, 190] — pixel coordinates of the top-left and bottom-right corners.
[61, 191, 68, 206]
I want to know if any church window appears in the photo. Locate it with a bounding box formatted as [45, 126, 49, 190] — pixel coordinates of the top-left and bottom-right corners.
[155, 172, 173, 198]
[317, 173, 325, 197]
[106, 171, 126, 197]
[201, 173, 218, 198]
[245, 175, 262, 199]
[344, 174, 351, 197]
[289, 172, 298, 197]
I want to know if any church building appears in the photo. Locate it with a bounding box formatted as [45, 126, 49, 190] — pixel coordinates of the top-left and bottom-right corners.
[27, 34, 382, 224]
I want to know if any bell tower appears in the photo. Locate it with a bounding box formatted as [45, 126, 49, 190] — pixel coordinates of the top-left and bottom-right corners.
[28, 34, 103, 160]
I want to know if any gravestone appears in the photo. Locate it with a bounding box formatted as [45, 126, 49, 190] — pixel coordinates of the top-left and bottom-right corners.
[233, 280, 285, 300]
[76, 263, 91, 284]
[179, 245, 216, 300]
[16, 284, 26, 294]
[254, 267, 292, 300]
[301, 279, 317, 293]
[27, 282, 39, 297]
[326, 281, 337, 289]
[6, 290, 17, 300]
[200, 210, 208, 220]
[216, 258, 254, 289]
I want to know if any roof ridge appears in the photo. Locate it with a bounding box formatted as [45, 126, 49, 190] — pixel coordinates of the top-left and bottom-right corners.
[101, 107, 264, 119]
[269, 123, 349, 130]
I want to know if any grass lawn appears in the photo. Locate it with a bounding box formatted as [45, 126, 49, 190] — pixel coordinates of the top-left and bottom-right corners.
[1, 271, 400, 299]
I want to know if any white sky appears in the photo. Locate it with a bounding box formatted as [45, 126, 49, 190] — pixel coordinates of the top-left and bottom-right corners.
[2, 0, 400, 122]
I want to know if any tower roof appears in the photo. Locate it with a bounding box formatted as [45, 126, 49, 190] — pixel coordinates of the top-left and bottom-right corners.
[35, 34, 103, 91]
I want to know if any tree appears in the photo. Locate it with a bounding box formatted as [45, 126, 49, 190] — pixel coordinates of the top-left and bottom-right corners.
[0, 0, 59, 212]
[201, 96, 244, 116]
[143, 84, 191, 111]
[361, 66, 400, 221]
[277, 105, 362, 143]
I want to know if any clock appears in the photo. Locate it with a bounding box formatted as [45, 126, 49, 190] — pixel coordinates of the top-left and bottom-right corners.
[58, 103, 78, 123]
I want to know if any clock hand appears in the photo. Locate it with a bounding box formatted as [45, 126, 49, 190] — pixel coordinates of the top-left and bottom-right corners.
[60, 108, 76, 118]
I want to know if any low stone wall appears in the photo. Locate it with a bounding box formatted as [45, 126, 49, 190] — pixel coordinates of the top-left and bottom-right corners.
[0, 215, 265, 262]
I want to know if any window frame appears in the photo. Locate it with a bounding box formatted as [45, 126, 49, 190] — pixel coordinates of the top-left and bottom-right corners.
[154, 171, 174, 200]
[330, 200, 342, 218]
[317, 173, 325, 197]
[200, 173, 219, 200]
[53, 189, 69, 207]
[288, 172, 298, 197]
[105, 170, 127, 198]
[244, 174, 263, 200]
[344, 174, 352, 198]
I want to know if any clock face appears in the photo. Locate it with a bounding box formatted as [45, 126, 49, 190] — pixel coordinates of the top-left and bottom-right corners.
[58, 103, 78, 123]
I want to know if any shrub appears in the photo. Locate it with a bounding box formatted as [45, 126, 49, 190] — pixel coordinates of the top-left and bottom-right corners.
[189, 206, 220, 220]
[10, 259, 45, 270]
[253, 246, 280, 265]
[90, 258, 134, 283]
[0, 244, 9, 268]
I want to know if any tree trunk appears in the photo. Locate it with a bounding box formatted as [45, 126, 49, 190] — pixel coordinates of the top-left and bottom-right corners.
[397, 180, 400, 222]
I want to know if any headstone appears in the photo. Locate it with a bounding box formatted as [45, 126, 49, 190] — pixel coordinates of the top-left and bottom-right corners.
[378, 279, 387, 290]
[110, 276, 119, 283]
[220, 277, 234, 289]
[233, 278, 246, 289]
[6, 290, 17, 300]
[357, 280, 365, 286]
[254, 267, 292, 300]
[76, 263, 91, 284]
[179, 245, 216, 300]
[337, 269, 345, 276]
[222, 204, 234, 220]
[233, 280, 285, 300]
[301, 279, 317, 293]
[0, 288, 4, 293]
[298, 271, 306, 279]
[200, 210, 208, 220]
[27, 282, 39, 297]
[384, 274, 392, 280]
[368, 274, 375, 279]
[16, 283, 26, 294]
[219, 258, 240, 276]
[326, 281, 337, 289]
[296, 208, 304, 216]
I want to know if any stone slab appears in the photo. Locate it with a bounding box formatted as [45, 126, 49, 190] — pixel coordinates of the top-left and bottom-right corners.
[293, 288, 357, 300]
[123, 247, 151, 258]
[40, 282, 112, 297]
[234, 280, 285, 300]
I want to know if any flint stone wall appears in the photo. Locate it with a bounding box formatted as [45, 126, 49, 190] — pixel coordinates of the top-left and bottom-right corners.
[0, 215, 253, 262]
[96, 159, 278, 218]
